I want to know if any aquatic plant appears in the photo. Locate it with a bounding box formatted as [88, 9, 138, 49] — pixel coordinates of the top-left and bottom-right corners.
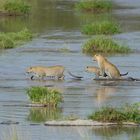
[82, 35, 131, 55]
[0, 34, 14, 49]
[0, 28, 33, 49]
[75, 0, 112, 13]
[3, 0, 31, 15]
[88, 103, 140, 123]
[8, 28, 33, 41]
[82, 20, 120, 35]
[27, 86, 63, 107]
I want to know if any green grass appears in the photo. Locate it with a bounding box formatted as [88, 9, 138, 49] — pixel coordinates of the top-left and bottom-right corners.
[3, 0, 31, 15]
[0, 28, 33, 49]
[88, 103, 140, 123]
[27, 86, 63, 107]
[82, 20, 120, 35]
[82, 36, 131, 55]
[75, 0, 112, 13]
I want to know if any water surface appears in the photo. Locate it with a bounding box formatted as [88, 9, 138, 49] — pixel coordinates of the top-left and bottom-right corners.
[0, 0, 140, 139]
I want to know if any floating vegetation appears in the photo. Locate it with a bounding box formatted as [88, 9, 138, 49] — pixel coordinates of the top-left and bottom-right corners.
[75, 0, 112, 13]
[88, 103, 140, 123]
[0, 28, 33, 49]
[27, 86, 63, 107]
[82, 20, 120, 35]
[82, 35, 131, 55]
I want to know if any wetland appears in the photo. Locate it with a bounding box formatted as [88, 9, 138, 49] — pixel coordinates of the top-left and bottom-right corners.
[0, 0, 140, 140]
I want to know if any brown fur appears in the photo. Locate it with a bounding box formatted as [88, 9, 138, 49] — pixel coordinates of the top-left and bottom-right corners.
[26, 65, 65, 80]
[85, 66, 101, 78]
[93, 54, 121, 79]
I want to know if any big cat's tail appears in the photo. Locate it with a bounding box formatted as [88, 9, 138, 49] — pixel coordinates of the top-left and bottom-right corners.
[67, 71, 83, 79]
[120, 72, 128, 76]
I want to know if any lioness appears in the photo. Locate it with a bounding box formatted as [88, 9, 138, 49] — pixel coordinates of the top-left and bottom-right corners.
[85, 66, 107, 78]
[93, 54, 127, 79]
[85, 66, 128, 78]
[26, 65, 83, 80]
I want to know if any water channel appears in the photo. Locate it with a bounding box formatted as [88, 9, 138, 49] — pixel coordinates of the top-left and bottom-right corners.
[0, 0, 140, 139]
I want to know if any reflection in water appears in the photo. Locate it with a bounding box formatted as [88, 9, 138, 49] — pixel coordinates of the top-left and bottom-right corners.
[0, 125, 140, 140]
[76, 127, 93, 140]
[77, 12, 112, 25]
[0, 0, 114, 34]
[0, 0, 80, 33]
[1, 126, 19, 140]
[27, 107, 62, 123]
[0, 0, 140, 140]
[95, 86, 117, 106]
[0, 126, 31, 140]
[92, 126, 140, 140]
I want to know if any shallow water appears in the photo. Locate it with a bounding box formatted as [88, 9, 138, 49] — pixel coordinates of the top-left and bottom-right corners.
[0, 0, 140, 139]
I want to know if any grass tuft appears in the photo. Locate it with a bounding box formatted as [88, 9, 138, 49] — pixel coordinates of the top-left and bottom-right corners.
[82, 20, 120, 35]
[3, 0, 31, 15]
[88, 103, 140, 123]
[82, 35, 131, 55]
[0, 34, 14, 49]
[75, 0, 112, 13]
[0, 28, 33, 49]
[27, 86, 63, 107]
[8, 28, 33, 41]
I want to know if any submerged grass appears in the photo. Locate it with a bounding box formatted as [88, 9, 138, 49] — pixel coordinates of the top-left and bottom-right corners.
[82, 35, 131, 55]
[27, 86, 63, 107]
[82, 20, 120, 35]
[1, 0, 31, 15]
[0, 28, 33, 49]
[88, 103, 140, 123]
[75, 0, 112, 13]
